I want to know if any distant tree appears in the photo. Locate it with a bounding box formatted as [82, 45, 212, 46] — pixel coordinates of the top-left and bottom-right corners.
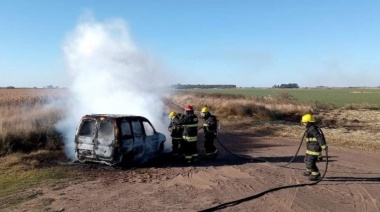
[272, 83, 299, 88]
[6, 86, 15, 89]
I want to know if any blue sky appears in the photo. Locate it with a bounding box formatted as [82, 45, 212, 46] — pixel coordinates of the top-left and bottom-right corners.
[0, 0, 380, 88]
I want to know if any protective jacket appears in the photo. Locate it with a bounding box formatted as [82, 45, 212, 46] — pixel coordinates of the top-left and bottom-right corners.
[203, 114, 217, 135]
[168, 113, 184, 139]
[305, 124, 327, 155]
[179, 113, 198, 142]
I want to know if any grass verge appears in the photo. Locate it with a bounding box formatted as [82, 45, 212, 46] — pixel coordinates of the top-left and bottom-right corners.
[0, 150, 85, 209]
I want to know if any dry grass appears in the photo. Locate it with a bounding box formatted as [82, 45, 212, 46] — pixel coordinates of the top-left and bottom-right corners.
[0, 150, 84, 209]
[1, 89, 379, 156]
[168, 92, 380, 153]
[0, 150, 67, 172]
[167, 92, 311, 122]
[0, 89, 66, 154]
[0, 89, 66, 106]
[0, 89, 379, 208]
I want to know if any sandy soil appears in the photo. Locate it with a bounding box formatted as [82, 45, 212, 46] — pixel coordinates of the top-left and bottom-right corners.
[5, 128, 380, 212]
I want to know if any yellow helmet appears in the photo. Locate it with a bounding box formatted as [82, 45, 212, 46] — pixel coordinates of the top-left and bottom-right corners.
[301, 114, 315, 123]
[168, 111, 177, 119]
[201, 106, 209, 113]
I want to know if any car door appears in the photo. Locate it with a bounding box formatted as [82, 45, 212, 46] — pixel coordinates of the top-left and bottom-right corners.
[131, 118, 144, 160]
[141, 118, 160, 155]
[119, 118, 133, 156]
[94, 118, 115, 161]
[76, 118, 97, 160]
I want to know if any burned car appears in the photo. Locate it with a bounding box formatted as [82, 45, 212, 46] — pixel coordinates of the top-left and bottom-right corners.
[74, 114, 166, 166]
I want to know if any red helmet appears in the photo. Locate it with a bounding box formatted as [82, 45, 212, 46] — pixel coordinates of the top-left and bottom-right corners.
[185, 105, 193, 111]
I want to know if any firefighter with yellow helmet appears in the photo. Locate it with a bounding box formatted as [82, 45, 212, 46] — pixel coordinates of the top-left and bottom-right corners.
[168, 111, 184, 156]
[301, 113, 328, 181]
[200, 106, 218, 159]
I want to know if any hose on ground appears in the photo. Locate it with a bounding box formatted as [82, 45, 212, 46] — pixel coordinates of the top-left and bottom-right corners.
[198, 135, 328, 211]
[213, 132, 305, 165]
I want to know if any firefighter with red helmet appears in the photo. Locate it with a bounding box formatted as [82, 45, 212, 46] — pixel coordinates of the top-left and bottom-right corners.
[200, 106, 218, 159]
[179, 105, 199, 163]
[301, 114, 328, 181]
[168, 111, 184, 156]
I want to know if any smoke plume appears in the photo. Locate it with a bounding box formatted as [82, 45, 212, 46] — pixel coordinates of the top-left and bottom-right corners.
[58, 15, 170, 160]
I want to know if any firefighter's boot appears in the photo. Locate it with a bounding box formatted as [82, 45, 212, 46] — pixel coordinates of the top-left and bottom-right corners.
[303, 171, 311, 176]
[309, 173, 321, 181]
[205, 149, 218, 160]
[209, 149, 218, 159]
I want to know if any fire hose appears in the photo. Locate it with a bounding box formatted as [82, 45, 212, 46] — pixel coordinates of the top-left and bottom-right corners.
[198, 133, 329, 212]
[163, 98, 329, 210]
[199, 129, 306, 165]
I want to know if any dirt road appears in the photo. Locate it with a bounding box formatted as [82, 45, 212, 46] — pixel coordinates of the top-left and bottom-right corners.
[7, 128, 380, 212]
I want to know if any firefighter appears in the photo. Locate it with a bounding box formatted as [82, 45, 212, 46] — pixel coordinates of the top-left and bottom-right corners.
[200, 106, 218, 159]
[168, 111, 184, 156]
[318, 152, 323, 161]
[301, 113, 328, 181]
[179, 105, 199, 163]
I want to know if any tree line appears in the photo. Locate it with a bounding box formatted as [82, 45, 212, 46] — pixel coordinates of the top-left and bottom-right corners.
[0, 85, 61, 89]
[172, 84, 237, 89]
[272, 83, 299, 88]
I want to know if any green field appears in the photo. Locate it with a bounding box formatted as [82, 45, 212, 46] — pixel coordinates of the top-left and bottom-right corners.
[180, 88, 380, 108]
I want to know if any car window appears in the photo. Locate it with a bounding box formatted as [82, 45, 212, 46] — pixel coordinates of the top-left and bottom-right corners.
[142, 121, 155, 136]
[98, 120, 114, 139]
[121, 120, 132, 136]
[131, 120, 142, 137]
[78, 120, 96, 136]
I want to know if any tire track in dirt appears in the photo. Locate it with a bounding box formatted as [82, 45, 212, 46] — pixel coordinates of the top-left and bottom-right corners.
[338, 163, 374, 211]
[206, 167, 266, 211]
[202, 162, 301, 211]
[347, 176, 363, 211]
[206, 134, 308, 211]
[213, 136, 324, 211]
[279, 167, 301, 210]
[260, 165, 305, 212]
[349, 184, 379, 212]
[169, 165, 254, 191]
[186, 167, 217, 189]
[322, 160, 380, 211]
[359, 184, 380, 211]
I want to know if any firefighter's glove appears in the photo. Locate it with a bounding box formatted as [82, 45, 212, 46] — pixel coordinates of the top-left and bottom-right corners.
[321, 145, 328, 151]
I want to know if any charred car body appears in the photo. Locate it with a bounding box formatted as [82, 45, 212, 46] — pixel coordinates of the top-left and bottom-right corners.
[74, 114, 166, 166]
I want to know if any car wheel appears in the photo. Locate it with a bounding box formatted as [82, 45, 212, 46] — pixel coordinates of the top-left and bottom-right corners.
[120, 153, 134, 169]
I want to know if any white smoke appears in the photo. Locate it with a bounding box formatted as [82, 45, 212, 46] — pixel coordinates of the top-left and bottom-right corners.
[58, 15, 171, 160]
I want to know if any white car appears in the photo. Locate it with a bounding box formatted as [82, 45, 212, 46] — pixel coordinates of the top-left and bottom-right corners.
[74, 114, 166, 167]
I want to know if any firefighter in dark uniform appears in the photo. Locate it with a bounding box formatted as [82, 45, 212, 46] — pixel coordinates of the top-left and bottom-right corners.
[318, 152, 323, 161]
[200, 106, 218, 159]
[179, 105, 199, 163]
[168, 111, 184, 156]
[301, 114, 328, 181]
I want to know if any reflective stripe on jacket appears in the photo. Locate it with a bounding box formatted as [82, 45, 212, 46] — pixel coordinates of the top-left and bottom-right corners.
[179, 114, 198, 142]
[203, 114, 217, 135]
[168, 114, 184, 139]
[305, 124, 327, 154]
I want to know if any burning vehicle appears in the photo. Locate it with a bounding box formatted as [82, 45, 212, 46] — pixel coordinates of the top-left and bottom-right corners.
[74, 114, 166, 166]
